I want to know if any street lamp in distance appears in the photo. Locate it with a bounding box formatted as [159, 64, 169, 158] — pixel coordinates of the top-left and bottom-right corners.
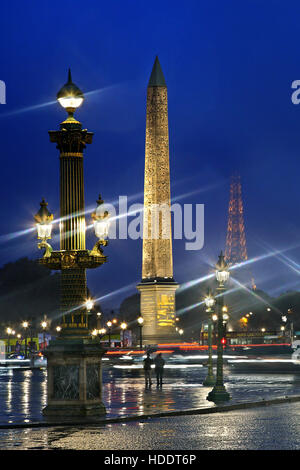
[120, 322, 127, 347]
[41, 321, 48, 351]
[22, 321, 29, 358]
[137, 316, 144, 349]
[106, 320, 112, 347]
[207, 251, 231, 403]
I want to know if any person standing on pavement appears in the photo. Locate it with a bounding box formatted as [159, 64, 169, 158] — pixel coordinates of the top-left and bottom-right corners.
[143, 352, 153, 388]
[154, 353, 165, 387]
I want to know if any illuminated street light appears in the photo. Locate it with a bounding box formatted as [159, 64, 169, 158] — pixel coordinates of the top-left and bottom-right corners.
[178, 329, 184, 335]
[204, 294, 215, 310]
[215, 252, 230, 286]
[41, 321, 48, 351]
[120, 322, 127, 347]
[57, 69, 84, 117]
[106, 320, 112, 347]
[6, 327, 12, 356]
[34, 199, 53, 258]
[137, 316, 144, 349]
[95, 311, 102, 330]
[91, 329, 98, 337]
[261, 328, 266, 332]
[56, 326, 62, 333]
[267, 308, 271, 312]
[207, 251, 230, 403]
[86, 299, 94, 312]
[91, 195, 110, 240]
[34, 70, 108, 417]
[22, 321, 29, 358]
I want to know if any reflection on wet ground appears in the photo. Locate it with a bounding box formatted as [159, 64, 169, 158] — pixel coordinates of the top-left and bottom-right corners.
[2, 363, 300, 449]
[2, 402, 299, 450]
[1, 364, 300, 426]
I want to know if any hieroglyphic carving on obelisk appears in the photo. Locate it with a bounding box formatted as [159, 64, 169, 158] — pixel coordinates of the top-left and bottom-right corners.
[137, 56, 178, 344]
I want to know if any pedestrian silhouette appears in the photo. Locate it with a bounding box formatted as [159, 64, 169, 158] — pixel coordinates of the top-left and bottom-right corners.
[143, 352, 153, 388]
[154, 353, 165, 387]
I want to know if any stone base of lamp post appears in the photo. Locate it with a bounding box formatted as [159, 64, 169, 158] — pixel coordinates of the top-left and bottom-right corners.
[203, 375, 215, 387]
[42, 338, 106, 417]
[206, 385, 231, 402]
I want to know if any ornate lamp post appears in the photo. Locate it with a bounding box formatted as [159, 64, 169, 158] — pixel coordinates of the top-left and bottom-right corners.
[203, 291, 216, 386]
[6, 327, 12, 356]
[35, 70, 109, 417]
[34, 199, 53, 258]
[120, 322, 127, 347]
[41, 320, 48, 351]
[137, 316, 144, 348]
[22, 321, 29, 358]
[96, 311, 102, 330]
[207, 252, 231, 402]
[106, 321, 112, 347]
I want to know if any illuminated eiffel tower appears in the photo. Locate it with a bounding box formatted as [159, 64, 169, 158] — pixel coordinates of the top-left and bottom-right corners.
[225, 174, 256, 289]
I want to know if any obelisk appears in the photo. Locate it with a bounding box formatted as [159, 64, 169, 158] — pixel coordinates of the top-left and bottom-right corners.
[137, 56, 178, 344]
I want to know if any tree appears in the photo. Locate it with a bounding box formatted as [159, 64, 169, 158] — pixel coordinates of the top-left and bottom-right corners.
[0, 257, 60, 328]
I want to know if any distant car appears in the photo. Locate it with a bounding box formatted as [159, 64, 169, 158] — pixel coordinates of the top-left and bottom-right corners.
[8, 353, 25, 360]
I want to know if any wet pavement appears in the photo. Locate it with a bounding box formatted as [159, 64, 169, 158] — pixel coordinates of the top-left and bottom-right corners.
[2, 361, 300, 449]
[1, 402, 300, 449]
[1, 362, 300, 425]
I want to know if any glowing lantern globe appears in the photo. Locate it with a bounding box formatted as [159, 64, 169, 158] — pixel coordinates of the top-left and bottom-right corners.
[34, 199, 53, 240]
[215, 251, 230, 286]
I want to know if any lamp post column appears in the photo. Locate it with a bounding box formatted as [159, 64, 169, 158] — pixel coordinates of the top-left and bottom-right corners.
[137, 316, 144, 349]
[6, 328, 11, 356]
[107, 321, 112, 347]
[49, 122, 92, 337]
[207, 252, 231, 402]
[25, 331, 27, 358]
[203, 313, 215, 386]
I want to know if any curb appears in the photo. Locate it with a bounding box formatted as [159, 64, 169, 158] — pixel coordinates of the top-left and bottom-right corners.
[0, 394, 300, 430]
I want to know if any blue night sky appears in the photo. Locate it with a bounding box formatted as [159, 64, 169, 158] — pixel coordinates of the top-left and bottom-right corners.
[0, 0, 300, 311]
